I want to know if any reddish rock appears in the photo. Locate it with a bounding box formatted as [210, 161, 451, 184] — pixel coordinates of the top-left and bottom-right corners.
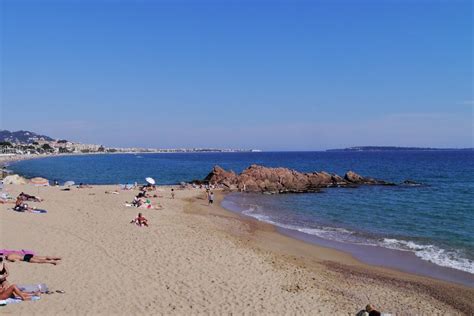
[201, 165, 393, 194]
[344, 171, 364, 183]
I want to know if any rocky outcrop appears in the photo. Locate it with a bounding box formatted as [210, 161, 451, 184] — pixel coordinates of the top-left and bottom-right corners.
[202, 164, 394, 194]
[401, 180, 423, 186]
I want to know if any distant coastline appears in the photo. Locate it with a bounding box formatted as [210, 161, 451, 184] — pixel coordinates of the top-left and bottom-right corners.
[327, 146, 474, 152]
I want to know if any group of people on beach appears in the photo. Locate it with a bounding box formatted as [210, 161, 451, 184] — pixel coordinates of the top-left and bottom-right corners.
[127, 184, 160, 226]
[1, 175, 219, 305]
[0, 181, 64, 302]
[0, 251, 62, 301]
[130, 184, 160, 209]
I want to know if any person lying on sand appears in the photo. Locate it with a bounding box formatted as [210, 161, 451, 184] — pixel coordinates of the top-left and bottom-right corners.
[19, 192, 43, 202]
[0, 198, 14, 204]
[130, 212, 149, 227]
[139, 184, 156, 192]
[105, 190, 119, 195]
[77, 183, 93, 188]
[0, 192, 14, 203]
[4, 253, 62, 265]
[0, 256, 38, 301]
[136, 190, 153, 199]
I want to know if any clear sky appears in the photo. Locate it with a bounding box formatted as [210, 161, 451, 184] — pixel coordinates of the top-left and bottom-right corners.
[1, 0, 472, 150]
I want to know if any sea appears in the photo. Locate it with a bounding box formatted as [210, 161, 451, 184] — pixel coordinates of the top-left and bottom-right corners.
[7, 151, 474, 286]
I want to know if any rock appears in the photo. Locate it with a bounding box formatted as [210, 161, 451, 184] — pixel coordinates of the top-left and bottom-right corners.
[200, 165, 393, 194]
[3, 174, 28, 185]
[344, 171, 365, 183]
[402, 179, 423, 186]
[204, 166, 237, 185]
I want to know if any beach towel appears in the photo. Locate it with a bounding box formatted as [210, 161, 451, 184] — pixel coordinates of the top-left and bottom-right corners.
[30, 209, 47, 214]
[0, 249, 36, 256]
[0, 296, 40, 306]
[18, 284, 48, 293]
[13, 208, 47, 214]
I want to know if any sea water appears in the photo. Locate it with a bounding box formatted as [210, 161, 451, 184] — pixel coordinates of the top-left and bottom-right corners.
[9, 151, 474, 283]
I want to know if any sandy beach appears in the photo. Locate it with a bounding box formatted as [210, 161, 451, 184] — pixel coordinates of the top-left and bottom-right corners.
[0, 183, 472, 315]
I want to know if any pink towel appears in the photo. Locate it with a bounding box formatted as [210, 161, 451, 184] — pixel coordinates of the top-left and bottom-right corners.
[0, 249, 36, 256]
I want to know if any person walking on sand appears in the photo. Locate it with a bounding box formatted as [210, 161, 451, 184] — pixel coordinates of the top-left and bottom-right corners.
[208, 191, 214, 205]
[171, 188, 175, 199]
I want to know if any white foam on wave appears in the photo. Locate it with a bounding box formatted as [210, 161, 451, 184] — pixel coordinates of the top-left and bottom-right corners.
[239, 206, 474, 274]
[382, 239, 474, 274]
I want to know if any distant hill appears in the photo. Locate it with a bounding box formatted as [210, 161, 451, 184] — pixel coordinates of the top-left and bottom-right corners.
[0, 130, 55, 144]
[327, 146, 473, 152]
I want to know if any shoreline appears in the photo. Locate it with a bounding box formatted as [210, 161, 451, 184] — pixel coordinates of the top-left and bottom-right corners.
[195, 191, 474, 314]
[221, 193, 474, 288]
[4, 154, 474, 287]
[1, 184, 472, 314]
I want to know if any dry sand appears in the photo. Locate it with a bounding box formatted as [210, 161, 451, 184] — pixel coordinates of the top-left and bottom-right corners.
[1, 184, 473, 315]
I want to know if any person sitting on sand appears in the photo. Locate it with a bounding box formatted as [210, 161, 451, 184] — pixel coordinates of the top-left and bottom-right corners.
[14, 197, 30, 212]
[77, 183, 92, 188]
[131, 197, 143, 207]
[366, 305, 381, 316]
[19, 192, 42, 202]
[0, 256, 37, 301]
[130, 212, 149, 227]
[356, 304, 381, 316]
[4, 253, 62, 265]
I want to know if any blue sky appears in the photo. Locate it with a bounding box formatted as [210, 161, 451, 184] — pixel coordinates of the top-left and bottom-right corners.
[1, 0, 472, 150]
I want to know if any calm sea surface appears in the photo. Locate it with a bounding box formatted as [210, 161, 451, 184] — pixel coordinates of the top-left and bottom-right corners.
[8, 151, 474, 279]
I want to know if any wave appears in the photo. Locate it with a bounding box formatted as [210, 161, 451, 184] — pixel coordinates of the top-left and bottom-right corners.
[240, 205, 474, 274]
[382, 239, 474, 274]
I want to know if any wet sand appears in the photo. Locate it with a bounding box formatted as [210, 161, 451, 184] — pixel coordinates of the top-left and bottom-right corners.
[0, 184, 473, 314]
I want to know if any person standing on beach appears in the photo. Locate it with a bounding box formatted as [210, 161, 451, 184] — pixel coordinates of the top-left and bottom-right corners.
[208, 191, 214, 205]
[171, 188, 175, 199]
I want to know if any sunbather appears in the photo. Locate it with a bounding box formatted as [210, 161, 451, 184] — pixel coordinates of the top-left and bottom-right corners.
[357, 304, 381, 316]
[130, 212, 149, 227]
[105, 190, 119, 195]
[78, 183, 92, 188]
[4, 253, 61, 265]
[18, 192, 42, 202]
[0, 198, 14, 204]
[0, 256, 36, 301]
[14, 197, 30, 212]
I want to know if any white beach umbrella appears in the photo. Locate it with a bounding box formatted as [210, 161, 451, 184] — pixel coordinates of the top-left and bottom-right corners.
[64, 181, 75, 187]
[145, 177, 156, 185]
